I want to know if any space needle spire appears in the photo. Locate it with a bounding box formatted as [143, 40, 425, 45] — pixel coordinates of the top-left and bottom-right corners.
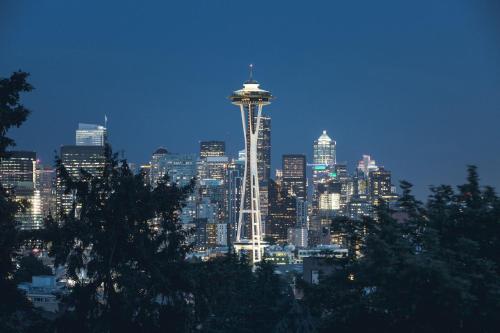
[230, 65, 273, 264]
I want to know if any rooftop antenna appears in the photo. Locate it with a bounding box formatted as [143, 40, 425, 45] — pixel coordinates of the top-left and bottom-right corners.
[249, 63, 253, 81]
[104, 115, 108, 128]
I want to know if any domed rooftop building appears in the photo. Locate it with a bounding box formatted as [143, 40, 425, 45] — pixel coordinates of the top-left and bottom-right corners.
[317, 130, 332, 143]
[313, 130, 336, 166]
[153, 147, 168, 155]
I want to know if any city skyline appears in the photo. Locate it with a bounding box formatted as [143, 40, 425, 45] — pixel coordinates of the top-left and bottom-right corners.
[2, 3, 500, 331]
[2, 0, 500, 200]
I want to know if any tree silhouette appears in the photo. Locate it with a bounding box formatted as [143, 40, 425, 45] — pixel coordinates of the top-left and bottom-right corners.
[302, 168, 500, 332]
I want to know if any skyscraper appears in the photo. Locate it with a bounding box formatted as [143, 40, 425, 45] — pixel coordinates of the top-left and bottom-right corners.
[57, 145, 106, 214]
[253, 116, 271, 233]
[75, 123, 107, 146]
[268, 179, 297, 244]
[149, 148, 196, 188]
[369, 166, 397, 206]
[313, 130, 336, 166]
[36, 164, 56, 217]
[0, 151, 36, 188]
[0, 151, 42, 230]
[312, 130, 337, 204]
[226, 157, 244, 243]
[357, 155, 378, 178]
[230, 66, 273, 263]
[148, 148, 197, 224]
[282, 154, 307, 200]
[310, 130, 339, 246]
[197, 178, 226, 223]
[197, 156, 229, 182]
[150, 147, 169, 187]
[256, 117, 271, 183]
[200, 141, 225, 158]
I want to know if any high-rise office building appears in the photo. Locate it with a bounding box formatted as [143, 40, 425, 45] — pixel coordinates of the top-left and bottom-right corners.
[197, 156, 229, 182]
[206, 222, 228, 247]
[149, 148, 196, 188]
[310, 130, 337, 246]
[197, 147, 229, 230]
[357, 155, 378, 178]
[75, 123, 107, 146]
[312, 130, 337, 208]
[268, 179, 297, 244]
[200, 141, 225, 158]
[198, 178, 226, 223]
[347, 197, 372, 220]
[0, 151, 36, 188]
[355, 155, 397, 207]
[369, 167, 397, 206]
[288, 226, 308, 248]
[282, 154, 307, 200]
[0, 151, 42, 230]
[149, 148, 197, 224]
[226, 158, 244, 243]
[57, 145, 106, 214]
[257, 116, 271, 182]
[257, 116, 271, 231]
[313, 130, 336, 166]
[36, 164, 56, 217]
[163, 153, 197, 187]
[332, 163, 353, 214]
[150, 148, 169, 187]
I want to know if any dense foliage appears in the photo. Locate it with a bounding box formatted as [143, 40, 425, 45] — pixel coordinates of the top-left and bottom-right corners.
[43, 149, 195, 332]
[0, 71, 50, 332]
[303, 167, 500, 333]
[190, 254, 296, 332]
[14, 254, 52, 283]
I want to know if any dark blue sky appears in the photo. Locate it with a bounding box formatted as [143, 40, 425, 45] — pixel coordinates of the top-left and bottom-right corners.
[1, 0, 499, 199]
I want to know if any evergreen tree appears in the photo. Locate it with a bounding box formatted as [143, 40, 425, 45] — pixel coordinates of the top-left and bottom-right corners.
[190, 254, 295, 333]
[44, 148, 195, 332]
[0, 71, 49, 332]
[303, 170, 500, 332]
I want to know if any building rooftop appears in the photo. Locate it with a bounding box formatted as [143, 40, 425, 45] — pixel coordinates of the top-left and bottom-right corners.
[153, 147, 169, 155]
[317, 130, 332, 143]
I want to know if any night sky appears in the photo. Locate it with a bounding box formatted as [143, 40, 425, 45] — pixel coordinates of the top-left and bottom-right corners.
[1, 0, 499, 199]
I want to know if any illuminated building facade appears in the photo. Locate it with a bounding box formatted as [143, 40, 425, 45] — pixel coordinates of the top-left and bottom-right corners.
[256, 115, 271, 228]
[268, 179, 297, 244]
[311, 130, 337, 211]
[36, 164, 56, 217]
[369, 167, 397, 206]
[0, 151, 42, 230]
[75, 123, 107, 146]
[282, 154, 307, 200]
[57, 145, 106, 215]
[200, 141, 225, 158]
[226, 158, 244, 242]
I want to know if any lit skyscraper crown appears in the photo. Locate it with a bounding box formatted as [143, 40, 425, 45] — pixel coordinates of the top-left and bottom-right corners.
[317, 130, 332, 143]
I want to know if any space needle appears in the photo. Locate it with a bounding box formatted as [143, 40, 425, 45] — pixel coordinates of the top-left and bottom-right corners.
[230, 65, 273, 264]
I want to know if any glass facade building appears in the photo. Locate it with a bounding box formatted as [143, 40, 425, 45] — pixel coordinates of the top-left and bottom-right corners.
[75, 123, 107, 146]
[57, 145, 106, 215]
[282, 154, 307, 200]
[200, 141, 225, 158]
[0, 151, 43, 230]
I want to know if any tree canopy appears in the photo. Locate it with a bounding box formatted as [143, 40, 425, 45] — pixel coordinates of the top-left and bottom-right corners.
[303, 167, 500, 333]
